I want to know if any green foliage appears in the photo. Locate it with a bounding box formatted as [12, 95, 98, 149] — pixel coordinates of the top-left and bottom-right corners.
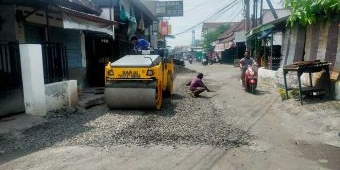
[202, 24, 230, 52]
[216, 24, 230, 34]
[202, 31, 219, 51]
[284, 0, 340, 27]
[277, 88, 299, 101]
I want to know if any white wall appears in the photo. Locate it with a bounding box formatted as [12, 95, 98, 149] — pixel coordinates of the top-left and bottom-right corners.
[272, 32, 282, 46]
[258, 67, 340, 100]
[99, 8, 114, 21]
[234, 31, 246, 43]
[100, 7, 115, 39]
[45, 80, 78, 111]
[335, 81, 340, 100]
[19, 44, 47, 116]
[258, 67, 278, 87]
[20, 44, 79, 116]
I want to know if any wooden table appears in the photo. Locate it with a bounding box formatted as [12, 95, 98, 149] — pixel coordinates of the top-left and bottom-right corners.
[283, 60, 330, 105]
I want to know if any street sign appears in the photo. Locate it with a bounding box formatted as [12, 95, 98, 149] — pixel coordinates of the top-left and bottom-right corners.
[155, 1, 183, 17]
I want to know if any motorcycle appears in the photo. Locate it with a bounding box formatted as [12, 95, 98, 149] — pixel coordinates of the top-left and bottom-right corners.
[209, 58, 214, 65]
[189, 58, 193, 64]
[201, 58, 208, 66]
[244, 65, 258, 94]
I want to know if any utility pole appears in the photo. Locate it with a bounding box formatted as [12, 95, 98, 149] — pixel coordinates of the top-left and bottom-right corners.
[266, 0, 278, 19]
[244, 0, 250, 32]
[252, 0, 259, 28]
[260, 0, 263, 24]
[244, 0, 250, 50]
[191, 30, 195, 47]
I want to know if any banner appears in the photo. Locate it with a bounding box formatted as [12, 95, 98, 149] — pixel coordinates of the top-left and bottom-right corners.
[160, 20, 168, 35]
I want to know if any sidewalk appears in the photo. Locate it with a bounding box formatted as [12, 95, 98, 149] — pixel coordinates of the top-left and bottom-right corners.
[0, 114, 46, 135]
[0, 87, 105, 136]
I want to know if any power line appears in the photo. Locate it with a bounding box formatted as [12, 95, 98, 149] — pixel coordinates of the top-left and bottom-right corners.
[173, 0, 239, 36]
[185, 0, 233, 14]
[185, 1, 209, 12]
[229, 7, 243, 21]
[207, 0, 242, 21]
[185, 0, 238, 19]
[204, 0, 239, 21]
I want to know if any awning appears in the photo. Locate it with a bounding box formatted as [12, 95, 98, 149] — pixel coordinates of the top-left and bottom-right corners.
[60, 6, 121, 36]
[246, 16, 288, 38]
[219, 34, 235, 43]
[247, 24, 274, 38]
[258, 30, 272, 39]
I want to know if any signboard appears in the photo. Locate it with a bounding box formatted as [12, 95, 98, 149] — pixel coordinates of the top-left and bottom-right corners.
[160, 20, 168, 35]
[155, 1, 183, 17]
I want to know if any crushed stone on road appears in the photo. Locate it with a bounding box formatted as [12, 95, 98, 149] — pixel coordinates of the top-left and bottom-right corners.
[0, 65, 253, 158]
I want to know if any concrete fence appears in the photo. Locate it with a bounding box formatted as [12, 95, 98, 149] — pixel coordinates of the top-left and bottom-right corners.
[45, 80, 78, 112]
[20, 44, 78, 116]
[258, 67, 340, 100]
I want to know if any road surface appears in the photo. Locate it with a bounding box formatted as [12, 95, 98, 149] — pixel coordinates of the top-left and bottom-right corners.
[1, 61, 339, 170]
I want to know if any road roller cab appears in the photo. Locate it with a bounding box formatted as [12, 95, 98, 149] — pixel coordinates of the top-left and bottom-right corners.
[104, 51, 174, 110]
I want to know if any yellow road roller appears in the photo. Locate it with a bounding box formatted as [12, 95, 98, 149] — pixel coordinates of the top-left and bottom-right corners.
[104, 53, 174, 109]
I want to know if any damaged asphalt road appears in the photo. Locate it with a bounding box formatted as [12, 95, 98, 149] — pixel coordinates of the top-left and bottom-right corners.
[1, 63, 339, 170]
[0, 65, 252, 159]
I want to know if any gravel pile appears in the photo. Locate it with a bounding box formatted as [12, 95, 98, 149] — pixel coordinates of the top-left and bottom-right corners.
[0, 68, 253, 157]
[174, 65, 196, 74]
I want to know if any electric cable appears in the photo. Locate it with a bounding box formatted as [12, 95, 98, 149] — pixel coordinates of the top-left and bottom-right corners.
[205, 0, 239, 20]
[207, 2, 239, 21]
[173, 0, 239, 36]
[208, 0, 242, 21]
[229, 7, 243, 21]
[185, 0, 234, 14]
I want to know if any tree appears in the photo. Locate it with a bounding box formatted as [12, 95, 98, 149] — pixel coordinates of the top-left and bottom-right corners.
[202, 31, 219, 51]
[284, 0, 340, 27]
[202, 24, 230, 51]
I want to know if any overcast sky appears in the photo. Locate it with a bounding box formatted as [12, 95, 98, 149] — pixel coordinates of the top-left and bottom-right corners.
[162, 0, 284, 47]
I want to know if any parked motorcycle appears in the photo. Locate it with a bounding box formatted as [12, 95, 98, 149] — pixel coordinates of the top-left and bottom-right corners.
[244, 65, 258, 94]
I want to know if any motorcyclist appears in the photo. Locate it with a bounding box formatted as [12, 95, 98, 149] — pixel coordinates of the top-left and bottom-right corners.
[239, 51, 257, 87]
[202, 55, 208, 66]
[188, 54, 193, 64]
